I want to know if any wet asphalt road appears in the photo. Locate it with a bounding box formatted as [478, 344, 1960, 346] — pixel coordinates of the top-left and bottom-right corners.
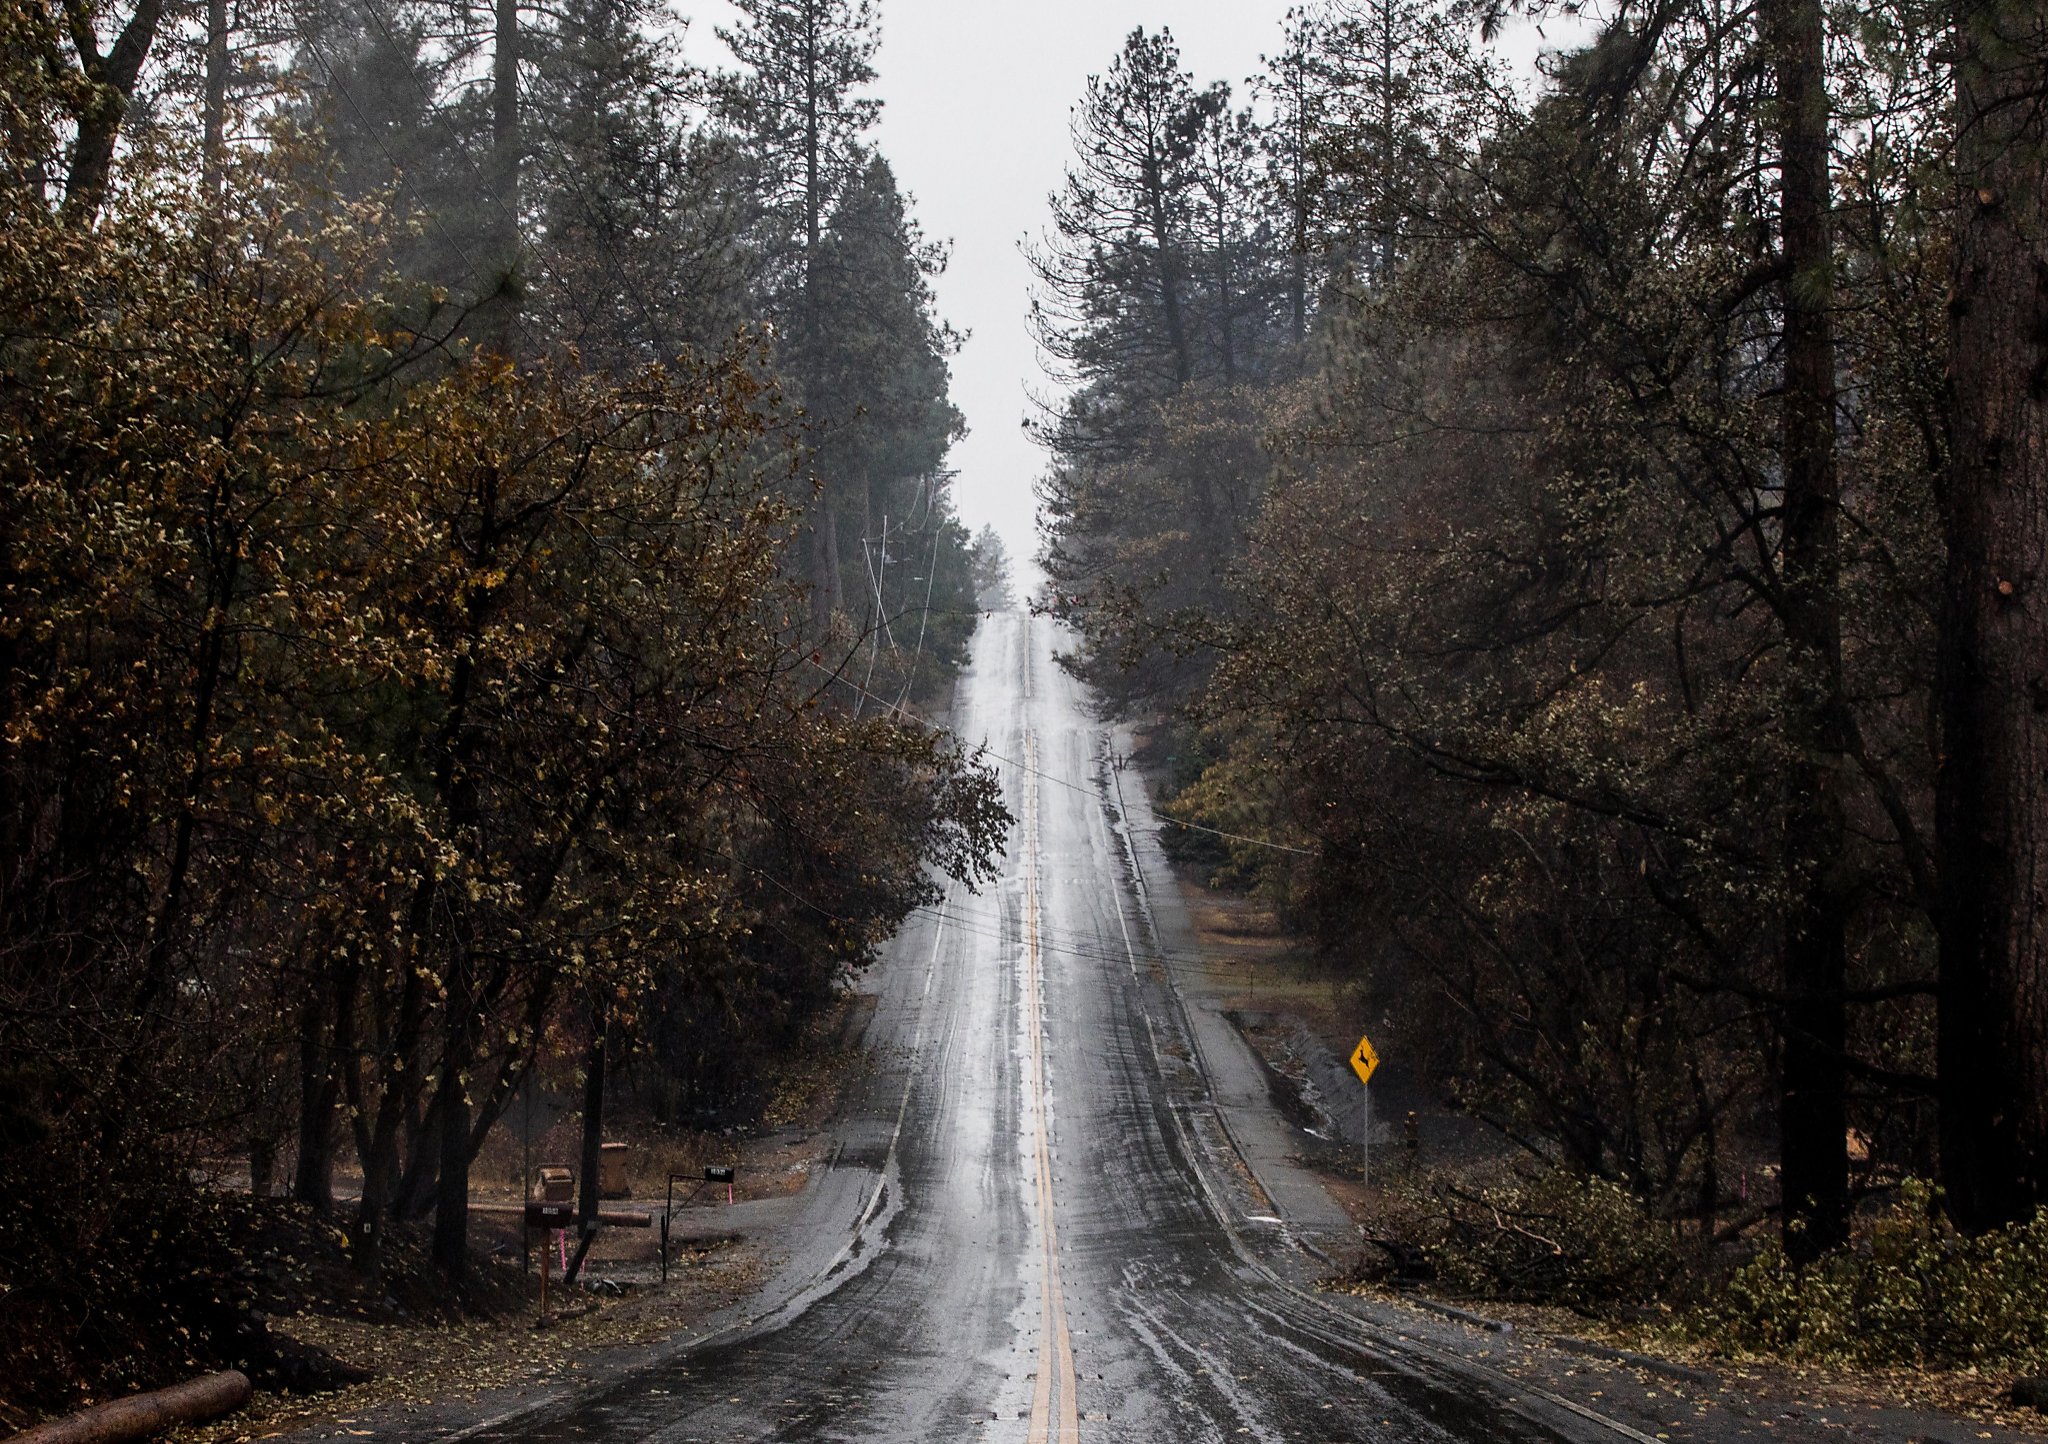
[456, 613, 1627, 1444]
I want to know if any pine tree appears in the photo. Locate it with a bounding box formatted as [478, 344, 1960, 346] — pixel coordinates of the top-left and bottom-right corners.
[1937, 0, 2048, 1232]
[1310, 0, 1443, 281]
[714, 0, 884, 622]
[1030, 28, 1222, 414]
[1254, 8, 1329, 342]
[970, 527, 1016, 612]
[714, 0, 880, 305]
[807, 155, 961, 627]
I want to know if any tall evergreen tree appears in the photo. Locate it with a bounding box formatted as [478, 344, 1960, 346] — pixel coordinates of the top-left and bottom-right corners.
[1030, 27, 1222, 423]
[1312, 0, 1440, 280]
[715, 0, 884, 622]
[1937, 0, 2048, 1232]
[970, 526, 1016, 611]
[806, 154, 964, 641]
[1254, 8, 1330, 342]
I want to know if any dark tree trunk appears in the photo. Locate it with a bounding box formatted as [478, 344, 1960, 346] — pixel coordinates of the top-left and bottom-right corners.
[1290, 248, 1308, 346]
[810, 505, 843, 628]
[408, 485, 496, 1263]
[1145, 168, 1193, 390]
[293, 958, 359, 1213]
[58, 0, 167, 223]
[248, 1136, 275, 1197]
[1766, 0, 1850, 1264]
[799, 16, 836, 624]
[562, 1013, 607, 1285]
[430, 956, 476, 1276]
[352, 1131, 397, 1276]
[353, 922, 432, 1276]
[136, 517, 239, 1027]
[201, 0, 228, 206]
[1374, 0, 1398, 282]
[292, 1004, 333, 1209]
[487, 0, 521, 345]
[393, 1084, 448, 1218]
[1937, 0, 2048, 1232]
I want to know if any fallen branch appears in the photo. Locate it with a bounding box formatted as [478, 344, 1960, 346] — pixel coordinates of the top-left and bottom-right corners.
[5, 1371, 251, 1444]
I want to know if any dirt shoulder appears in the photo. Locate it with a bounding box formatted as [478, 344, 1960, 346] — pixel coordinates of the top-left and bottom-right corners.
[153, 1003, 873, 1443]
[1466, 1296, 2048, 1440]
[180, 1235, 765, 1444]
[1343, 1288, 2048, 1444]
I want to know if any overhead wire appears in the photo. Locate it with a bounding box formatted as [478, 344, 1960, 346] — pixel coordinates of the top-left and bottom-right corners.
[1118, 805, 1317, 858]
[803, 655, 1317, 858]
[891, 509, 946, 714]
[854, 513, 890, 717]
[716, 841, 1239, 977]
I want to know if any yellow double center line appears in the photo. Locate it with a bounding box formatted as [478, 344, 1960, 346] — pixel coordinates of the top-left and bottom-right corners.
[1023, 730, 1081, 1444]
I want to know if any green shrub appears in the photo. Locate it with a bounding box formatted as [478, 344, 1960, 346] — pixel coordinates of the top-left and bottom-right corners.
[1695, 1181, 2048, 1369]
[1371, 1171, 2048, 1370]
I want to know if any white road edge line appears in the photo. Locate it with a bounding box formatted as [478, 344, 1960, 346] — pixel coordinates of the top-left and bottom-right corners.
[1091, 731, 1661, 1444]
[853, 890, 953, 1240]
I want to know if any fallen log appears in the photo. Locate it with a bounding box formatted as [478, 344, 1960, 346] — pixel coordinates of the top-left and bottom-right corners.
[5, 1371, 251, 1444]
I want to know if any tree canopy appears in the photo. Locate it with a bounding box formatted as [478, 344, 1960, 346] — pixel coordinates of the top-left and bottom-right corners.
[1035, 0, 2048, 1255]
[0, 0, 1006, 1404]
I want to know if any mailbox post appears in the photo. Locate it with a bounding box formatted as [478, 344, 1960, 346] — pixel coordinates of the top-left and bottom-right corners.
[527, 1165, 575, 1292]
[525, 1199, 576, 1319]
[661, 1166, 740, 1284]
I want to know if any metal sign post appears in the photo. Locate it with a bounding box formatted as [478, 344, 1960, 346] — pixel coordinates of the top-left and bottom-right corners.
[1349, 1032, 1380, 1189]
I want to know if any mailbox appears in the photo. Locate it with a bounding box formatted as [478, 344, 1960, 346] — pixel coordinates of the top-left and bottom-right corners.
[525, 1199, 577, 1229]
[537, 1165, 573, 1202]
[599, 1142, 632, 1198]
[703, 1165, 735, 1184]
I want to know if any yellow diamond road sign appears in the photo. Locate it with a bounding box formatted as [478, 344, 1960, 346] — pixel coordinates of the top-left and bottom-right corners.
[1350, 1032, 1379, 1088]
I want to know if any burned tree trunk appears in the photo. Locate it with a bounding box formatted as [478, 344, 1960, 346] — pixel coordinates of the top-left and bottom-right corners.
[1766, 0, 1850, 1263]
[1937, 0, 2048, 1232]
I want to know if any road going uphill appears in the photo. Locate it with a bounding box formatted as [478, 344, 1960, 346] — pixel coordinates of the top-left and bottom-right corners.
[452, 613, 1646, 1444]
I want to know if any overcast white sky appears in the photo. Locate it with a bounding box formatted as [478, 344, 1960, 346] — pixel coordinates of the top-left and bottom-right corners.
[682, 3, 1573, 588]
[864, 3, 1312, 585]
